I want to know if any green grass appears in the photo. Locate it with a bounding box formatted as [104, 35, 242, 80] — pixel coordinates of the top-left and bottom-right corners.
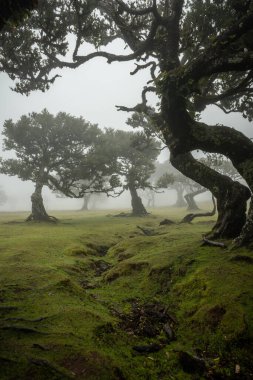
[0, 206, 252, 379]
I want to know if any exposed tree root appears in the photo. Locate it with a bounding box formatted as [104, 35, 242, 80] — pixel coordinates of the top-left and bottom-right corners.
[180, 195, 216, 224]
[201, 237, 227, 248]
[26, 214, 58, 223]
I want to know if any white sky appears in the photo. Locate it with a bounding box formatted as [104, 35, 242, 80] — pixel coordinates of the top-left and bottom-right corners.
[0, 51, 252, 211]
[0, 56, 159, 211]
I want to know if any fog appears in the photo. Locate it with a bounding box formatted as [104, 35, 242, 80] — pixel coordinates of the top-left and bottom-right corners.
[0, 52, 252, 213]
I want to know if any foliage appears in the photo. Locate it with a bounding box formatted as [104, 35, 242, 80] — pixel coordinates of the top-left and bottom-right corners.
[98, 129, 161, 193]
[0, 0, 252, 119]
[1, 0, 253, 241]
[203, 153, 243, 181]
[0, 109, 105, 196]
[156, 172, 175, 189]
[0, 0, 38, 30]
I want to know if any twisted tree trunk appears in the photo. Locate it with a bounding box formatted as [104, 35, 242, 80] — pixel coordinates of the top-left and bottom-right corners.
[184, 188, 207, 211]
[173, 185, 187, 207]
[26, 182, 57, 222]
[129, 184, 148, 216]
[160, 84, 253, 245]
[171, 153, 250, 239]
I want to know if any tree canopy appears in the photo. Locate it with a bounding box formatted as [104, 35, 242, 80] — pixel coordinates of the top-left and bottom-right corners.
[0, 109, 102, 221]
[93, 129, 161, 215]
[1, 0, 253, 244]
[0, 0, 38, 30]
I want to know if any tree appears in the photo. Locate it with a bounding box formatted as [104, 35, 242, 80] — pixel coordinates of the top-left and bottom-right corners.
[0, 0, 38, 30]
[80, 192, 107, 211]
[0, 109, 101, 221]
[100, 129, 160, 216]
[155, 160, 207, 209]
[1, 1, 253, 244]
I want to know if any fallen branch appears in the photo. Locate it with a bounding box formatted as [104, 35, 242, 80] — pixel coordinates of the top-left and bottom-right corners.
[26, 214, 58, 223]
[180, 195, 216, 224]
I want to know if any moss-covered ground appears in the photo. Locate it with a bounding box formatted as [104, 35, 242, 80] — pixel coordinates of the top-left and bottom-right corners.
[0, 205, 252, 379]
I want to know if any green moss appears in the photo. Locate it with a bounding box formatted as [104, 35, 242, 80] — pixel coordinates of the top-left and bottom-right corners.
[0, 206, 252, 379]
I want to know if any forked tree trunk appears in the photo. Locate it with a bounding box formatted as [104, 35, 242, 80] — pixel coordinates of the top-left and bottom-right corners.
[171, 153, 250, 239]
[173, 185, 187, 207]
[184, 188, 207, 210]
[26, 183, 57, 222]
[129, 184, 148, 216]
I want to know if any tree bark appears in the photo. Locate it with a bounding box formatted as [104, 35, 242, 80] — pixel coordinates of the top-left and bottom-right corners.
[171, 153, 251, 239]
[26, 182, 57, 222]
[160, 85, 253, 244]
[129, 184, 148, 216]
[184, 188, 207, 211]
[173, 185, 187, 207]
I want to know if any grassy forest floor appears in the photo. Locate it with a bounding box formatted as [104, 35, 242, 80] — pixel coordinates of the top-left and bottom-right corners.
[0, 205, 252, 380]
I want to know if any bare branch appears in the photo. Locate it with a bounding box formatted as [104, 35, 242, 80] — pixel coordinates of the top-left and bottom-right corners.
[213, 103, 242, 115]
[130, 61, 157, 81]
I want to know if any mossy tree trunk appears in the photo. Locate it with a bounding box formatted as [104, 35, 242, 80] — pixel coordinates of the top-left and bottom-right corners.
[159, 73, 253, 244]
[26, 182, 57, 222]
[129, 184, 148, 216]
[171, 153, 250, 239]
[184, 188, 207, 211]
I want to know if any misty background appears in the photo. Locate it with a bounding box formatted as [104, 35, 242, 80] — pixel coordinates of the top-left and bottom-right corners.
[0, 50, 252, 212]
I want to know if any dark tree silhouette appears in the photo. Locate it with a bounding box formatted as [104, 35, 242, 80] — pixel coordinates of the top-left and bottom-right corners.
[1, 1, 253, 244]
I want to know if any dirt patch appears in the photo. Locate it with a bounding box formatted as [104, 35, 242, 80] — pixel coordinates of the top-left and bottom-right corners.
[205, 305, 226, 330]
[86, 243, 111, 257]
[90, 260, 112, 276]
[116, 301, 176, 340]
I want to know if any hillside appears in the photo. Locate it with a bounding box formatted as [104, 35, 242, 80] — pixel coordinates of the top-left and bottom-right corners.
[0, 206, 252, 379]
